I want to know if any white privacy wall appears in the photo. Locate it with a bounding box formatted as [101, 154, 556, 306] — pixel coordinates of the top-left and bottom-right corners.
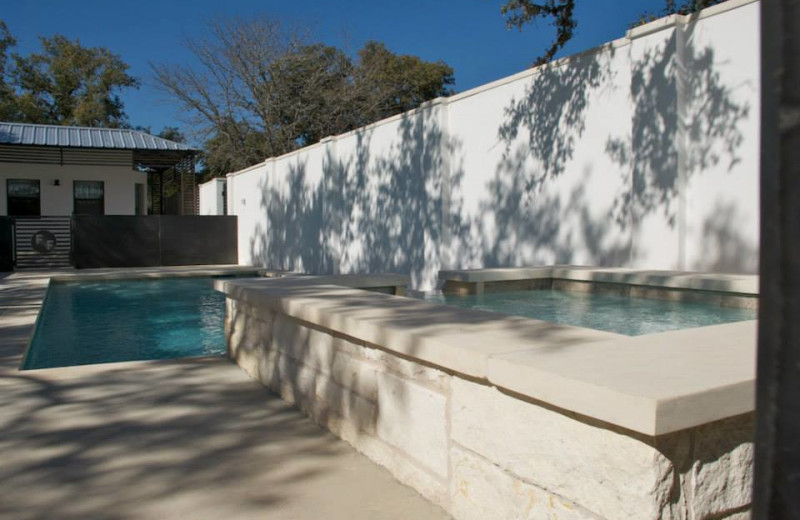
[199, 178, 226, 215]
[228, 0, 760, 290]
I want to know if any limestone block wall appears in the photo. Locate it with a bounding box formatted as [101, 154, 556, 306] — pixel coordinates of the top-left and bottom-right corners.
[225, 297, 754, 520]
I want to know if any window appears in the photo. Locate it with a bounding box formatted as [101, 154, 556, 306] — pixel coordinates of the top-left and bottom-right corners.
[7, 179, 41, 216]
[73, 181, 104, 215]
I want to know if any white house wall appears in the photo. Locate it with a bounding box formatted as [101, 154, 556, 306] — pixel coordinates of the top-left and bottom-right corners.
[228, 0, 760, 291]
[0, 162, 147, 216]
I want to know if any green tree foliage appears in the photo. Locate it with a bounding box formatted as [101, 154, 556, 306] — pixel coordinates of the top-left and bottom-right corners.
[153, 17, 454, 176]
[0, 21, 138, 127]
[501, 0, 730, 65]
[501, 1, 576, 66]
[156, 126, 186, 143]
[268, 43, 356, 147]
[633, 0, 729, 26]
[356, 41, 457, 120]
[0, 21, 18, 120]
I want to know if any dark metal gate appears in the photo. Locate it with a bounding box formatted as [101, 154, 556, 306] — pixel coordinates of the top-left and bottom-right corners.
[13, 217, 72, 269]
[0, 217, 14, 272]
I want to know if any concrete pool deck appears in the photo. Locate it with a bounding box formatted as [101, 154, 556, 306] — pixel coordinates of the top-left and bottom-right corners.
[0, 268, 449, 520]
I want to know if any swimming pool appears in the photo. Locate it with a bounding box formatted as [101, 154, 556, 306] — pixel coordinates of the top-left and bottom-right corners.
[424, 289, 756, 336]
[23, 277, 228, 370]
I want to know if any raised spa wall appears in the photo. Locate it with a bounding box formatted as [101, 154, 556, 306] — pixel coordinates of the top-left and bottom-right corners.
[217, 269, 757, 520]
[440, 266, 759, 310]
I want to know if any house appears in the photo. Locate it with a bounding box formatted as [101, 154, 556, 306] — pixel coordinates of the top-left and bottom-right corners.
[0, 122, 198, 217]
[0, 122, 199, 268]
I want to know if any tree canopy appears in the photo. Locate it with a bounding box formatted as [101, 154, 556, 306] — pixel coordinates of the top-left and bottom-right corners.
[153, 17, 454, 176]
[0, 22, 18, 120]
[501, 0, 731, 65]
[0, 21, 139, 127]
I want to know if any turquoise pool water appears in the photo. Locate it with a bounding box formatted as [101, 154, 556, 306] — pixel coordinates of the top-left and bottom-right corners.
[425, 290, 756, 336]
[23, 277, 227, 370]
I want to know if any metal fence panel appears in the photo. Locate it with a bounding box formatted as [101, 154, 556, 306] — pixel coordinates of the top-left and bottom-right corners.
[71, 215, 237, 269]
[72, 216, 160, 268]
[159, 216, 237, 266]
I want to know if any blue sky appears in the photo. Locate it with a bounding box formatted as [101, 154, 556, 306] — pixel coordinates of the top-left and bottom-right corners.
[2, 0, 665, 143]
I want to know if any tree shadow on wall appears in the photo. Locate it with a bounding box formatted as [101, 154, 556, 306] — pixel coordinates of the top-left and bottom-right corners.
[250, 105, 467, 289]
[249, 158, 331, 274]
[606, 33, 679, 230]
[479, 24, 751, 271]
[606, 26, 750, 231]
[467, 44, 632, 268]
[474, 164, 634, 268]
[498, 46, 614, 193]
[693, 200, 758, 273]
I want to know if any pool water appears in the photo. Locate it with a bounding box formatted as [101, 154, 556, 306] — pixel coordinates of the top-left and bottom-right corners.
[23, 277, 227, 370]
[425, 289, 756, 336]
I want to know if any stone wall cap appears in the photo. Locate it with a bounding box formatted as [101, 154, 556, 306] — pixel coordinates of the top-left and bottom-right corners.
[488, 320, 756, 435]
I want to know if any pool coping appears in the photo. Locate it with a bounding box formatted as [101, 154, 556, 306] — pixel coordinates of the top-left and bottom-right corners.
[439, 265, 759, 295]
[48, 264, 269, 283]
[216, 269, 757, 437]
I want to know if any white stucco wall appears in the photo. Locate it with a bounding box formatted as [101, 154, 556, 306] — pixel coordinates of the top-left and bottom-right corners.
[682, 2, 760, 274]
[228, 0, 760, 290]
[199, 178, 227, 215]
[0, 162, 147, 216]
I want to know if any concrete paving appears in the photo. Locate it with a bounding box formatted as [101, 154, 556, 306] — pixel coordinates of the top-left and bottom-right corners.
[0, 269, 450, 520]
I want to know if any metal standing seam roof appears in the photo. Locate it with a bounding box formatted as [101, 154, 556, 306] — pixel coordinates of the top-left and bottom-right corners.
[0, 122, 196, 152]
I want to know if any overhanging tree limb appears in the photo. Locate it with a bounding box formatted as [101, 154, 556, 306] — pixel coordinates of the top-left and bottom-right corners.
[501, 0, 730, 66]
[501, 0, 576, 66]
